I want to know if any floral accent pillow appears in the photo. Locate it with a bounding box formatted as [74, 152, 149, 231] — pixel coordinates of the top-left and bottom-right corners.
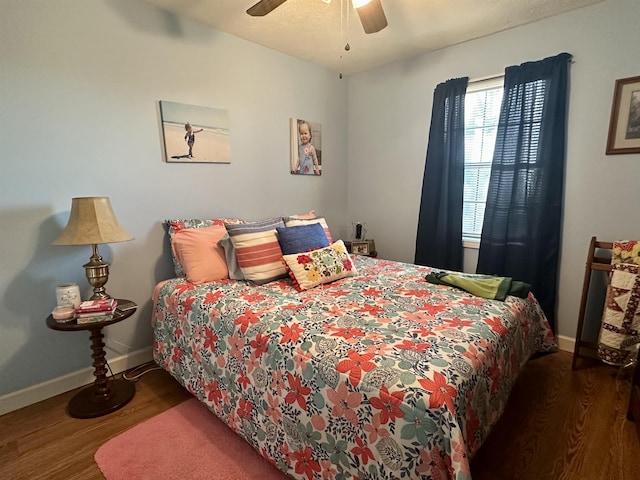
[282, 240, 357, 291]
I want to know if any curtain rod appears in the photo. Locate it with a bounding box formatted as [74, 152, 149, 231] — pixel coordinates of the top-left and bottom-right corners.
[469, 73, 503, 83]
[470, 58, 575, 84]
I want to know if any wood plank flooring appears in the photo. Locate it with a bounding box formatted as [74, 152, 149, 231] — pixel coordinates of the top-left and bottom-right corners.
[1, 351, 639, 480]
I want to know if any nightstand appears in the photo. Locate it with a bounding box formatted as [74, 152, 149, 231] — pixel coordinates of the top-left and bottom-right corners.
[46, 299, 138, 418]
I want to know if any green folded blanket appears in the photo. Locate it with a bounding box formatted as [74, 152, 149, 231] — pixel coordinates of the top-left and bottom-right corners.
[424, 271, 530, 301]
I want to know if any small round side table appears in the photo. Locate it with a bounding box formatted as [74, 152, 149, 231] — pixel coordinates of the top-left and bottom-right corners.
[46, 299, 138, 419]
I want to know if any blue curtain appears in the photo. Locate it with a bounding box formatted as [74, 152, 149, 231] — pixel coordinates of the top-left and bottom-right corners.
[415, 77, 468, 271]
[476, 52, 572, 331]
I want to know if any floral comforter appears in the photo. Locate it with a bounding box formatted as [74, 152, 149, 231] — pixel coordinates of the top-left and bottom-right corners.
[152, 256, 555, 480]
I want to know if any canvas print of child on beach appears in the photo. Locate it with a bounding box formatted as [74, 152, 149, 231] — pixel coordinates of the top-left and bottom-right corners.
[160, 100, 230, 163]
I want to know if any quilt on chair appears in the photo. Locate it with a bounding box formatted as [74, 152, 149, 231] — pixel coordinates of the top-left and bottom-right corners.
[598, 240, 640, 365]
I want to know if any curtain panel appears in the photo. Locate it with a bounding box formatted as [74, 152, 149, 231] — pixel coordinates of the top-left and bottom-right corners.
[476, 52, 572, 331]
[415, 77, 468, 271]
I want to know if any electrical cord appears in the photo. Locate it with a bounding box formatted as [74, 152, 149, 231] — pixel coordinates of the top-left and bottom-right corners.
[122, 360, 162, 381]
[102, 358, 160, 383]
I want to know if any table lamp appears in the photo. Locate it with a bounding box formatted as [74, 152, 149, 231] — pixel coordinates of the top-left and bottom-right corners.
[53, 197, 133, 300]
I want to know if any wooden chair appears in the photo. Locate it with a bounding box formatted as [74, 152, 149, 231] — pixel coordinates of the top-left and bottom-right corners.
[572, 237, 640, 438]
[571, 237, 613, 370]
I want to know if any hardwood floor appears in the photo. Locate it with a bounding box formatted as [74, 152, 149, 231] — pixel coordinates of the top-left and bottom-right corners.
[472, 352, 640, 479]
[1, 351, 639, 480]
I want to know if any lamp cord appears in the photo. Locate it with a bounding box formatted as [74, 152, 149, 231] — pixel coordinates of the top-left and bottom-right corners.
[122, 360, 161, 381]
[105, 359, 161, 382]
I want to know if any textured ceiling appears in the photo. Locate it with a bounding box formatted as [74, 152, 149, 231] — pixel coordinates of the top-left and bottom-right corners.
[140, 0, 603, 75]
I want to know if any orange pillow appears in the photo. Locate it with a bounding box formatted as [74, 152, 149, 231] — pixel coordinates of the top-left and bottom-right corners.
[171, 225, 229, 284]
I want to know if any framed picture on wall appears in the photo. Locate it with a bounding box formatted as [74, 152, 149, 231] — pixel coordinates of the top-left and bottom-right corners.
[290, 118, 322, 175]
[159, 100, 231, 163]
[606, 76, 640, 155]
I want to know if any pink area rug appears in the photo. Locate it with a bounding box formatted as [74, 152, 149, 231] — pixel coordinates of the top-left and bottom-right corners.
[95, 398, 290, 480]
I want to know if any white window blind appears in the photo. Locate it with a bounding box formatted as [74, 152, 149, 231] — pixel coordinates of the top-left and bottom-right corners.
[463, 76, 504, 242]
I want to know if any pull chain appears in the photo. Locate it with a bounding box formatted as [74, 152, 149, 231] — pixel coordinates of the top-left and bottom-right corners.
[339, 0, 345, 78]
[344, 0, 350, 51]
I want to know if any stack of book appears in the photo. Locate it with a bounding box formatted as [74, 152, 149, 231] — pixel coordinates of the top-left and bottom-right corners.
[75, 298, 118, 324]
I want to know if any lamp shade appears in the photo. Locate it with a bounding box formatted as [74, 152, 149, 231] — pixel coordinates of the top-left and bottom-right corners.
[53, 197, 133, 246]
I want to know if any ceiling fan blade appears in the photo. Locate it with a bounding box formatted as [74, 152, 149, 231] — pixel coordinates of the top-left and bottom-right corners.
[247, 0, 288, 17]
[355, 0, 388, 34]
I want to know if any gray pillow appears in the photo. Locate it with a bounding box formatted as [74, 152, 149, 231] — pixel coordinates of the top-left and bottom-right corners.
[217, 234, 244, 280]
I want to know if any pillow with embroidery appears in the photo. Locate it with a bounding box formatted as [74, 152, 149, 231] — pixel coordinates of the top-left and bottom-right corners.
[282, 240, 357, 291]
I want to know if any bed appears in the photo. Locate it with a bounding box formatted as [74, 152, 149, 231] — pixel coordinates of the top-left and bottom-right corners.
[152, 232, 555, 480]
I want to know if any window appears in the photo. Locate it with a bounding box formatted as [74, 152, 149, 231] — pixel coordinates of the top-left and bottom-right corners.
[463, 76, 504, 243]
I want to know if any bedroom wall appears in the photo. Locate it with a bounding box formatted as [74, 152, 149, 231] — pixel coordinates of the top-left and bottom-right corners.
[346, 0, 640, 342]
[0, 0, 348, 402]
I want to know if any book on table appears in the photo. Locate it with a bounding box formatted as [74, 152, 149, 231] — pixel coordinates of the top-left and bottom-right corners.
[115, 299, 136, 312]
[75, 298, 117, 315]
[76, 308, 116, 318]
[76, 313, 114, 324]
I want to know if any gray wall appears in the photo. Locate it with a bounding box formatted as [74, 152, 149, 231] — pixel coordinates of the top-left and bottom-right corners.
[346, 0, 640, 340]
[0, 0, 348, 396]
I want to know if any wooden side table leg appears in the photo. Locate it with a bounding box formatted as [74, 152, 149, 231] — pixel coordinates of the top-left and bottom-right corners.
[90, 327, 111, 399]
[67, 326, 135, 418]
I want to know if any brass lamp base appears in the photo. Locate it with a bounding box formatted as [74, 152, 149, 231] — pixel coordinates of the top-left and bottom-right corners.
[84, 244, 111, 300]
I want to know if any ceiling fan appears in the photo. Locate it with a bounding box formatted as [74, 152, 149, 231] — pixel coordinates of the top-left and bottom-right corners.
[246, 0, 388, 34]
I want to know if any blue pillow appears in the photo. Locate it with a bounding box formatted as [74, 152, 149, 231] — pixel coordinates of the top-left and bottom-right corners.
[276, 223, 329, 255]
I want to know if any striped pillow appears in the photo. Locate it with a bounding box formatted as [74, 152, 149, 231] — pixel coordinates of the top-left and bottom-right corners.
[225, 218, 287, 285]
[283, 216, 333, 243]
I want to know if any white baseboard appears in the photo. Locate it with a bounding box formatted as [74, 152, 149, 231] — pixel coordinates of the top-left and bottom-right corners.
[0, 347, 153, 417]
[556, 334, 575, 353]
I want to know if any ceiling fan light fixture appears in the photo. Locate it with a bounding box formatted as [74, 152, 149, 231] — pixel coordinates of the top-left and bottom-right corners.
[353, 0, 387, 34]
[247, 0, 387, 34]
